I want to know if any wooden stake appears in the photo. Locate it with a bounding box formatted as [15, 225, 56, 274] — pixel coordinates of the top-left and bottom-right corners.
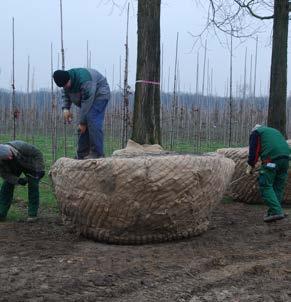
[228, 31, 233, 147]
[51, 43, 57, 162]
[11, 17, 17, 140]
[86, 40, 89, 68]
[122, 3, 130, 148]
[59, 0, 67, 156]
[195, 51, 199, 95]
[201, 40, 207, 96]
[170, 32, 179, 150]
[253, 36, 258, 97]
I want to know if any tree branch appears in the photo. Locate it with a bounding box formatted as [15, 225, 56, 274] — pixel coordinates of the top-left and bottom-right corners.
[207, 0, 264, 38]
[234, 0, 273, 20]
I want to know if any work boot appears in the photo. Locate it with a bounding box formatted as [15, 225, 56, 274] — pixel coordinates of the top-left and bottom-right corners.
[263, 213, 286, 223]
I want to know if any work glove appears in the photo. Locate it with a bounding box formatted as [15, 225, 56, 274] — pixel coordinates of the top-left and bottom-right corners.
[18, 177, 28, 186]
[63, 109, 73, 123]
[245, 165, 254, 175]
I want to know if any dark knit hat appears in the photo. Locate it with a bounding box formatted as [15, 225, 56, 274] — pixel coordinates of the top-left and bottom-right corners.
[53, 70, 70, 87]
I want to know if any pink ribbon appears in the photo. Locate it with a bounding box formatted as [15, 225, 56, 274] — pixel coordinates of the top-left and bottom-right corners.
[136, 80, 160, 85]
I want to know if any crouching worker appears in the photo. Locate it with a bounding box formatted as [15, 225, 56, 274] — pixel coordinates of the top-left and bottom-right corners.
[246, 125, 289, 223]
[0, 141, 45, 222]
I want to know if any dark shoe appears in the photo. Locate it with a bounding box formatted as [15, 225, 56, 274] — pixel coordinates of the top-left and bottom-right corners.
[264, 213, 286, 223]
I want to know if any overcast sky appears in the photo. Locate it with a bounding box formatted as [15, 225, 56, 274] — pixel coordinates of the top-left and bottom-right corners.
[0, 0, 287, 96]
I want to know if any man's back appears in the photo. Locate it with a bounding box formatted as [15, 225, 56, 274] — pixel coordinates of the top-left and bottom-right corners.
[256, 126, 289, 160]
[67, 68, 110, 98]
[6, 141, 45, 173]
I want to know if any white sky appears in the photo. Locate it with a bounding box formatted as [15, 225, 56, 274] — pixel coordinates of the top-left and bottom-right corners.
[0, 0, 287, 96]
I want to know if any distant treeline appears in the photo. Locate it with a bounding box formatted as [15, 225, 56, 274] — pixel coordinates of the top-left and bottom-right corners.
[0, 88, 271, 111]
[1, 88, 291, 156]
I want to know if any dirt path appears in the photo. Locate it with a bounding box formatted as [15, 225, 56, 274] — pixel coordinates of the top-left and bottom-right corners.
[1, 202, 291, 302]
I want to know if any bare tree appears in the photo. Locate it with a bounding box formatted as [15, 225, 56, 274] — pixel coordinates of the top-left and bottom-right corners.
[131, 0, 161, 144]
[11, 17, 19, 140]
[197, 0, 289, 136]
[59, 0, 68, 154]
[267, 0, 289, 137]
[51, 43, 57, 163]
[122, 3, 131, 148]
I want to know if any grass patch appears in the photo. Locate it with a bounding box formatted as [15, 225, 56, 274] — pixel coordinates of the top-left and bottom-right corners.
[7, 201, 26, 221]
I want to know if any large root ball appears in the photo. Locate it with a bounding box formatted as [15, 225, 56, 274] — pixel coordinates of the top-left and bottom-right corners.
[50, 154, 235, 244]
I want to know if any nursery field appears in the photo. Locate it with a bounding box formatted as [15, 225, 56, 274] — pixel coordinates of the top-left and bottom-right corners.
[1, 0, 290, 300]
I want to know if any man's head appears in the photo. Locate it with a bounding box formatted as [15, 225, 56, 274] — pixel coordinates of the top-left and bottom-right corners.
[53, 70, 71, 88]
[0, 145, 13, 160]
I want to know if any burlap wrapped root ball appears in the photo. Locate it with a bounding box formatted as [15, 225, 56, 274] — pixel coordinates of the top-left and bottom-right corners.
[112, 139, 166, 157]
[50, 154, 235, 244]
[217, 146, 291, 204]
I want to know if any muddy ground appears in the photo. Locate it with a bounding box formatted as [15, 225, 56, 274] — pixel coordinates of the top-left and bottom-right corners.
[1, 202, 291, 302]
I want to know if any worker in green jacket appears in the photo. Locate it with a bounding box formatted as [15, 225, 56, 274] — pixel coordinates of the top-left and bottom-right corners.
[246, 125, 289, 222]
[53, 68, 110, 159]
[0, 141, 45, 222]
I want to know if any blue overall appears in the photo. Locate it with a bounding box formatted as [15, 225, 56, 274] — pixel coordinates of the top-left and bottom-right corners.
[77, 99, 108, 159]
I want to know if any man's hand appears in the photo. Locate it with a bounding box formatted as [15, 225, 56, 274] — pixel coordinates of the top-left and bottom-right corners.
[78, 124, 87, 134]
[63, 109, 73, 123]
[246, 165, 254, 175]
[18, 177, 28, 186]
